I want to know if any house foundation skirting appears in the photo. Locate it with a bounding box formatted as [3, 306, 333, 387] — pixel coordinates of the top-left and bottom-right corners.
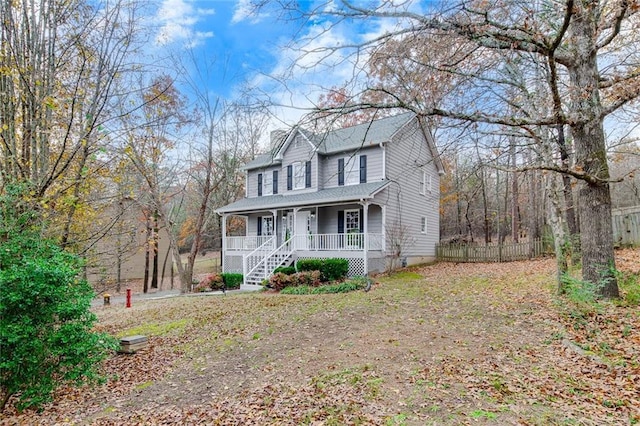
[223, 251, 386, 278]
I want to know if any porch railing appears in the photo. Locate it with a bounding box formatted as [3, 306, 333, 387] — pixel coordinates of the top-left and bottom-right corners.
[243, 236, 276, 281]
[227, 235, 274, 251]
[227, 233, 384, 251]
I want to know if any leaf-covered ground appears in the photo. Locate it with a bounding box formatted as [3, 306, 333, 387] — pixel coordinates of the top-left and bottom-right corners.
[3, 249, 639, 425]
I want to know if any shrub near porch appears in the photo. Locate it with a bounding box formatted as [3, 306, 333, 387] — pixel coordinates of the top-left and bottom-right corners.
[269, 258, 350, 292]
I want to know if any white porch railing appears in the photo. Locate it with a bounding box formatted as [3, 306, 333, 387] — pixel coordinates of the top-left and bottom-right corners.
[243, 236, 275, 282]
[227, 235, 274, 251]
[228, 233, 385, 253]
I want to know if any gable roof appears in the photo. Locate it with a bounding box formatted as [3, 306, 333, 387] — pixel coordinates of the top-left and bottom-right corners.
[217, 180, 390, 214]
[243, 112, 417, 171]
[313, 112, 415, 154]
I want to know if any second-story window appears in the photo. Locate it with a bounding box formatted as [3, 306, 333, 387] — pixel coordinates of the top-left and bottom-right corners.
[294, 162, 305, 189]
[291, 161, 311, 190]
[263, 172, 272, 196]
[339, 154, 366, 186]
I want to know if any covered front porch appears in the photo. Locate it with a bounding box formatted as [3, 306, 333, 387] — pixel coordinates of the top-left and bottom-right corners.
[220, 203, 387, 287]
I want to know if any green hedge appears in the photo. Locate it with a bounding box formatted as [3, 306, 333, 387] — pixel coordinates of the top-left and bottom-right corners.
[221, 273, 243, 289]
[273, 266, 296, 275]
[296, 259, 323, 273]
[296, 258, 349, 282]
[323, 258, 349, 281]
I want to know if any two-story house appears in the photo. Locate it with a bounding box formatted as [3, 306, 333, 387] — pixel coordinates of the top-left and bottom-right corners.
[216, 112, 444, 288]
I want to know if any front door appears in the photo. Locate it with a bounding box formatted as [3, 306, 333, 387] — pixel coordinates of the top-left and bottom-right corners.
[296, 211, 310, 249]
[345, 209, 362, 248]
[282, 212, 293, 244]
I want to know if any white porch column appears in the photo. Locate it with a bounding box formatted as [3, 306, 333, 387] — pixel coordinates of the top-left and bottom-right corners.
[221, 214, 227, 273]
[292, 207, 300, 250]
[363, 202, 369, 276]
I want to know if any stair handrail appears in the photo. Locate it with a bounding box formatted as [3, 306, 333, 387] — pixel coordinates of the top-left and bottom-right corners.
[247, 237, 294, 282]
[244, 236, 275, 280]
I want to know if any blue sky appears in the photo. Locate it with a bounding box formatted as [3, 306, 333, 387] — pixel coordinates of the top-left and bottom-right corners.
[146, 0, 421, 126]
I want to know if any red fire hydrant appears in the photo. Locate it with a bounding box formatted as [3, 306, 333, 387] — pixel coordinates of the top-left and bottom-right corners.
[126, 288, 132, 308]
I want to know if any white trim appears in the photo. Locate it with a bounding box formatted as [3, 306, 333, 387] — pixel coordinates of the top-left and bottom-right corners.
[274, 129, 317, 161]
[421, 217, 427, 234]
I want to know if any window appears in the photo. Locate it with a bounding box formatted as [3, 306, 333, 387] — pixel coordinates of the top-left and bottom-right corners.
[421, 217, 427, 234]
[263, 172, 272, 196]
[420, 171, 432, 195]
[339, 154, 366, 186]
[262, 216, 274, 236]
[345, 209, 360, 233]
[293, 162, 305, 189]
[291, 161, 311, 190]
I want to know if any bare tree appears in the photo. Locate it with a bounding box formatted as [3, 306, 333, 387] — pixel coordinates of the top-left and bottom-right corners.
[259, 0, 640, 297]
[0, 0, 142, 252]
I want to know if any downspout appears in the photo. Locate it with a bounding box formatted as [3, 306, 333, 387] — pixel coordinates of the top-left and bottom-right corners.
[379, 142, 386, 179]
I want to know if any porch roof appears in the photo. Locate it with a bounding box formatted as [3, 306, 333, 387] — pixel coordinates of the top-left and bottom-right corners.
[216, 180, 390, 215]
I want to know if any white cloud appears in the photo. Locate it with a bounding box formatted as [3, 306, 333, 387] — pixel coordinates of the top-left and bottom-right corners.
[155, 0, 215, 47]
[232, 0, 268, 24]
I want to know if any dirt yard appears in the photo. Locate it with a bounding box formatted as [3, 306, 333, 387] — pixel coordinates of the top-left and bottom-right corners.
[2, 249, 639, 425]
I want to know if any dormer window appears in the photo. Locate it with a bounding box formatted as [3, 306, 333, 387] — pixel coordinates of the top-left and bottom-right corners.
[288, 161, 311, 190]
[294, 162, 305, 189]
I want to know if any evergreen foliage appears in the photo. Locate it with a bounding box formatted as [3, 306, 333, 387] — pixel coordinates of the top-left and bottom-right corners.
[0, 184, 116, 410]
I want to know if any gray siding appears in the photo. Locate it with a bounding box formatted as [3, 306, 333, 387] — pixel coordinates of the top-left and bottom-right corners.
[321, 146, 384, 188]
[378, 118, 440, 258]
[246, 165, 283, 198]
[280, 133, 318, 191]
[317, 204, 383, 234]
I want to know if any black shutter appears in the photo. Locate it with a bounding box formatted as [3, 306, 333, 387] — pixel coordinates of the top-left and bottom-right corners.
[257, 216, 262, 236]
[359, 208, 364, 232]
[338, 158, 344, 186]
[337, 210, 344, 234]
[287, 165, 292, 190]
[273, 170, 278, 194]
[359, 155, 367, 183]
[305, 161, 311, 188]
[257, 173, 262, 197]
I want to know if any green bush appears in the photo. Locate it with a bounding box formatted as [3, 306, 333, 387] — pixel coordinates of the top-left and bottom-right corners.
[0, 184, 117, 410]
[280, 280, 362, 295]
[322, 258, 349, 281]
[221, 273, 243, 289]
[312, 281, 361, 294]
[280, 285, 312, 295]
[273, 266, 296, 275]
[296, 259, 324, 273]
[296, 258, 349, 282]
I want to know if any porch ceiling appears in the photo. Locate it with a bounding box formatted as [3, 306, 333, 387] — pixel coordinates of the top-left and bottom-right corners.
[216, 180, 390, 215]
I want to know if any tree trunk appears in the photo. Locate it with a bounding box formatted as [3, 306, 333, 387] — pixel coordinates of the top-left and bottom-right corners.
[151, 210, 159, 289]
[546, 173, 570, 291]
[143, 214, 150, 294]
[510, 138, 519, 243]
[567, 3, 618, 298]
